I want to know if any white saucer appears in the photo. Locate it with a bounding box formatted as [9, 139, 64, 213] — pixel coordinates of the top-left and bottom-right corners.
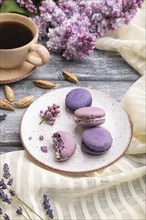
[0, 52, 38, 84]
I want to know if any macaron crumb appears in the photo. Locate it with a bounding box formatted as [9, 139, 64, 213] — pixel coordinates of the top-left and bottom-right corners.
[40, 146, 48, 153]
[39, 135, 44, 140]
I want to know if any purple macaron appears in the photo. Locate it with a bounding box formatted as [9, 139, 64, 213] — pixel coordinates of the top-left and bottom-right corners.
[74, 107, 105, 127]
[82, 127, 112, 155]
[52, 131, 76, 161]
[65, 88, 92, 111]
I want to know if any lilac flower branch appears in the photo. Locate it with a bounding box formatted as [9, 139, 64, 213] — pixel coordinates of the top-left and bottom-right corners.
[0, 0, 144, 60]
[3, 213, 10, 220]
[9, 203, 29, 220]
[16, 0, 38, 14]
[0, 163, 54, 220]
[19, 202, 32, 220]
[15, 206, 29, 220]
[13, 192, 44, 220]
[35, 0, 144, 60]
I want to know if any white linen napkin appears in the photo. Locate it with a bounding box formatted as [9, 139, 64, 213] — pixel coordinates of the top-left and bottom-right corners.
[0, 4, 145, 220]
[95, 2, 146, 75]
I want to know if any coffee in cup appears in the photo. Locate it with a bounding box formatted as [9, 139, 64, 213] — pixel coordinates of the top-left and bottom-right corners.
[0, 13, 50, 69]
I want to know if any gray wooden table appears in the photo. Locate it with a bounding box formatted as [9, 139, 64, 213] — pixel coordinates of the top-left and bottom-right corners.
[0, 49, 140, 154]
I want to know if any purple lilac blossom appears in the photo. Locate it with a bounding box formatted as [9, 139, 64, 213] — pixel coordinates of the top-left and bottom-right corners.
[2, 193, 12, 204]
[0, 113, 7, 123]
[43, 194, 54, 219]
[0, 0, 3, 6]
[39, 0, 66, 27]
[58, 0, 80, 17]
[32, 16, 48, 39]
[16, 207, 23, 215]
[7, 178, 13, 186]
[0, 189, 5, 199]
[3, 214, 10, 220]
[1, 182, 7, 189]
[0, 179, 4, 186]
[3, 164, 11, 179]
[36, 0, 143, 60]
[39, 103, 60, 125]
[9, 189, 15, 196]
[16, 0, 37, 13]
[0, 163, 54, 219]
[46, 11, 96, 59]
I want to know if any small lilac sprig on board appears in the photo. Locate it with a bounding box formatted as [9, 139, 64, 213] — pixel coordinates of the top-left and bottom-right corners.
[39, 103, 60, 125]
[0, 163, 54, 220]
[16, 0, 37, 14]
[36, 0, 144, 60]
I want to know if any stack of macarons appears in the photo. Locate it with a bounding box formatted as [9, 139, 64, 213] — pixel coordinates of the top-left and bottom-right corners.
[65, 88, 113, 155]
[65, 88, 105, 128]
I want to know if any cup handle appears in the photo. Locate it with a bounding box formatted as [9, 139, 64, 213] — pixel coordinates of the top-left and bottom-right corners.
[26, 44, 50, 66]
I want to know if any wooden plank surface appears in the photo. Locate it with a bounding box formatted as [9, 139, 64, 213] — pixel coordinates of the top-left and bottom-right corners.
[0, 50, 140, 154]
[27, 50, 140, 81]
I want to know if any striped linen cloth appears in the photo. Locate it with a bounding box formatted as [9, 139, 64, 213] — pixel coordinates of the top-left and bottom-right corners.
[95, 2, 146, 76]
[0, 4, 146, 220]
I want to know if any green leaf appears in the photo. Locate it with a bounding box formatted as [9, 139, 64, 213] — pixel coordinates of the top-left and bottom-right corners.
[0, 0, 27, 14]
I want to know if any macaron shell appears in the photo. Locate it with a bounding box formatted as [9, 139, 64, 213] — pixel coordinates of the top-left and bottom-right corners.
[58, 131, 76, 158]
[53, 131, 76, 159]
[65, 88, 92, 111]
[74, 107, 105, 118]
[81, 142, 109, 155]
[74, 106, 105, 127]
[82, 127, 113, 152]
